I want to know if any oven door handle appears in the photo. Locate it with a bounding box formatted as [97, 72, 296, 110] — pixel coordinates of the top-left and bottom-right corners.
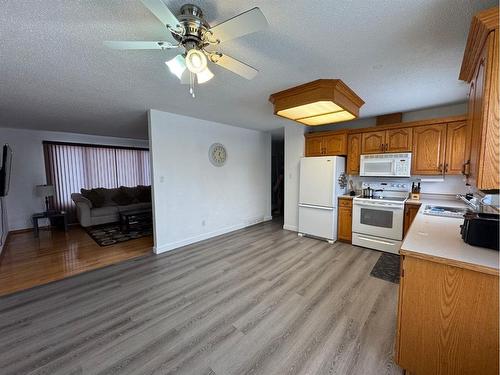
[357, 235, 398, 246]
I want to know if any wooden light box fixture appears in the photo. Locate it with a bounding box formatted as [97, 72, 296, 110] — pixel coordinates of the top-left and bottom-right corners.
[269, 79, 364, 126]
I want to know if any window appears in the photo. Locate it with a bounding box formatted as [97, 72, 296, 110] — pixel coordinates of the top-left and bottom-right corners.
[43, 141, 150, 219]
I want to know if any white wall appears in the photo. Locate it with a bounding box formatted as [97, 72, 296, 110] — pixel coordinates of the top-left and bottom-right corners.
[348, 175, 467, 195]
[283, 124, 305, 232]
[148, 109, 271, 254]
[0, 127, 148, 231]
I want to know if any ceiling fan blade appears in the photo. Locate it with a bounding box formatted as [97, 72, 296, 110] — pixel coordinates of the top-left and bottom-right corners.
[103, 41, 177, 50]
[211, 54, 258, 80]
[141, 0, 180, 29]
[209, 7, 268, 43]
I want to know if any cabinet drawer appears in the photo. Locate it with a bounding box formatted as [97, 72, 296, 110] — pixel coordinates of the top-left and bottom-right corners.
[339, 198, 352, 207]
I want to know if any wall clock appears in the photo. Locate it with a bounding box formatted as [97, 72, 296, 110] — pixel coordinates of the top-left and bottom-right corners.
[209, 143, 227, 167]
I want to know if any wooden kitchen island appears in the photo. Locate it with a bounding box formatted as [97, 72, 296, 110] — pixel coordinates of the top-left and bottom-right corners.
[395, 200, 499, 375]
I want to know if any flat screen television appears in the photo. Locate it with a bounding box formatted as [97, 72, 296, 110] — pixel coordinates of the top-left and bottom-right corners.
[0, 144, 12, 197]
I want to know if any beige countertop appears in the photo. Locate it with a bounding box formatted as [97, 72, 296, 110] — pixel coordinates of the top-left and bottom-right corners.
[400, 197, 499, 275]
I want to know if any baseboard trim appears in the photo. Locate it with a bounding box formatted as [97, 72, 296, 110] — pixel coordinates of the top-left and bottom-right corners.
[154, 215, 272, 254]
[283, 224, 298, 232]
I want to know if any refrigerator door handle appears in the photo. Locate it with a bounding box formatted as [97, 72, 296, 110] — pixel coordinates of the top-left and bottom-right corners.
[298, 204, 334, 210]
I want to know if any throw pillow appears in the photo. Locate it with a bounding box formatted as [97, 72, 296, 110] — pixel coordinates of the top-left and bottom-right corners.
[81, 188, 106, 208]
[112, 189, 132, 205]
[120, 186, 140, 203]
[136, 185, 151, 203]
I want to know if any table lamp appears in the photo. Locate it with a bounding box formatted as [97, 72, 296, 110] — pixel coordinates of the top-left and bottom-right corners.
[36, 184, 55, 213]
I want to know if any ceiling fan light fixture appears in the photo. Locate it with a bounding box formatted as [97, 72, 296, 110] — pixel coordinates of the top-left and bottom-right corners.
[269, 80, 364, 126]
[196, 67, 214, 84]
[185, 49, 207, 74]
[165, 55, 186, 80]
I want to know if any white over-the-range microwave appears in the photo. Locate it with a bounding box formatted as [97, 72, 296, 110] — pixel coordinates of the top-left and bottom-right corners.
[359, 153, 411, 177]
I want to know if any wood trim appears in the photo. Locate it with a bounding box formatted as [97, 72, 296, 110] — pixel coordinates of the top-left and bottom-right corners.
[376, 112, 403, 125]
[42, 141, 149, 151]
[400, 249, 499, 276]
[460, 7, 499, 82]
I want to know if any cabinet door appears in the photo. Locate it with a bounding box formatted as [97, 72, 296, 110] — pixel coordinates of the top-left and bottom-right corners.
[445, 121, 470, 175]
[305, 137, 323, 157]
[347, 134, 361, 174]
[386, 128, 413, 153]
[412, 125, 446, 175]
[361, 131, 385, 154]
[468, 32, 499, 190]
[323, 133, 347, 155]
[403, 204, 420, 237]
[337, 201, 352, 242]
[396, 256, 499, 375]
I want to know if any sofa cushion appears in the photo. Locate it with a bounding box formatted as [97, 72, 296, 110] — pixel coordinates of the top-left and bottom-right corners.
[118, 202, 152, 212]
[81, 188, 106, 208]
[120, 186, 140, 203]
[91, 205, 119, 217]
[136, 185, 151, 203]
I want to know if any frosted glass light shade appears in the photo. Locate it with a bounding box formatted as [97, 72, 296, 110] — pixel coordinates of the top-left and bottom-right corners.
[185, 49, 207, 74]
[277, 100, 355, 126]
[165, 55, 186, 80]
[196, 67, 214, 84]
[296, 110, 355, 125]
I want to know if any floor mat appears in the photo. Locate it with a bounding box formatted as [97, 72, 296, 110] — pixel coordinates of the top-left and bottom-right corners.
[370, 253, 401, 284]
[85, 221, 153, 246]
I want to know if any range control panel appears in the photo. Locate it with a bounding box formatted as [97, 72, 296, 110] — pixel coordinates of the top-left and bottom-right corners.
[361, 182, 410, 192]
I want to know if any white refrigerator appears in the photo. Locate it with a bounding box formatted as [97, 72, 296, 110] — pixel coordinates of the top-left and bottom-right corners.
[298, 156, 346, 243]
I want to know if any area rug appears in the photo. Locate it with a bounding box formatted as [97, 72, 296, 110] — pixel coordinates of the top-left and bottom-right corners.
[370, 253, 401, 284]
[85, 221, 153, 246]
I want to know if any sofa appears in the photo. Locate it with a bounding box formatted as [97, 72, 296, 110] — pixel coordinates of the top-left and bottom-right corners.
[71, 186, 151, 227]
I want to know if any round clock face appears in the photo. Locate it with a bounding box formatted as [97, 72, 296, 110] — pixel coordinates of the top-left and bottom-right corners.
[209, 143, 227, 167]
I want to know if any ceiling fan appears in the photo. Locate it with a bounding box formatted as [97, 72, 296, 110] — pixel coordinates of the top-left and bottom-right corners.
[104, 0, 268, 97]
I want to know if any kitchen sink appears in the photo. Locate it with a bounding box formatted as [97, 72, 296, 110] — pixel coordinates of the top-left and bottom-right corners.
[423, 205, 469, 218]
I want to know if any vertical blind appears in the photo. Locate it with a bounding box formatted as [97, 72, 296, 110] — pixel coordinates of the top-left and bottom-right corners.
[43, 142, 150, 220]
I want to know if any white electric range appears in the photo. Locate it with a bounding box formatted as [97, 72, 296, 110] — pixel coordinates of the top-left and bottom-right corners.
[352, 182, 410, 254]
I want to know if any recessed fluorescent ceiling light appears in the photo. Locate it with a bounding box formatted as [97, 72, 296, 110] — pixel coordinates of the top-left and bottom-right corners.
[269, 79, 364, 126]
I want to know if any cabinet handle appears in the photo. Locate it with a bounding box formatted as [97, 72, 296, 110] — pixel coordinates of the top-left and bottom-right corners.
[438, 163, 443, 173]
[380, 143, 384, 151]
[461, 160, 470, 177]
[444, 163, 448, 173]
[385, 143, 388, 152]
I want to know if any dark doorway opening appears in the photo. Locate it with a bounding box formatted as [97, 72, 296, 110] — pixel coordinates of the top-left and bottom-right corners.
[271, 137, 284, 221]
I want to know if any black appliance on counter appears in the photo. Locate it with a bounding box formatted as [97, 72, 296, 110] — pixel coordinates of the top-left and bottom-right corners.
[460, 212, 499, 251]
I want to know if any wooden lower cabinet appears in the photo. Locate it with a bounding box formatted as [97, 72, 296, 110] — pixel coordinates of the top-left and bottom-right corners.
[403, 203, 420, 237]
[396, 254, 499, 375]
[337, 198, 352, 242]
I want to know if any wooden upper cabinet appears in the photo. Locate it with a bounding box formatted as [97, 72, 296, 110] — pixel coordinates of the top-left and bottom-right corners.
[347, 133, 361, 174]
[446, 121, 470, 174]
[386, 128, 412, 152]
[412, 125, 446, 175]
[460, 7, 499, 190]
[361, 131, 385, 154]
[323, 133, 347, 155]
[304, 131, 347, 157]
[305, 137, 323, 156]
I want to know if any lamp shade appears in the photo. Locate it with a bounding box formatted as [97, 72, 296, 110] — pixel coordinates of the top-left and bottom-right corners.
[36, 184, 55, 197]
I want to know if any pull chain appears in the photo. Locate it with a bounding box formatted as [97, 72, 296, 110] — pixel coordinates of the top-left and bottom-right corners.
[189, 72, 195, 98]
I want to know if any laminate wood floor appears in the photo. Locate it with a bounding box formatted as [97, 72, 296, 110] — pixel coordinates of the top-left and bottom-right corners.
[0, 227, 153, 296]
[0, 221, 402, 375]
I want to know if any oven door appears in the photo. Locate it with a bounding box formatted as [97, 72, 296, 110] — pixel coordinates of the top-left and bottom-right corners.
[352, 201, 404, 240]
